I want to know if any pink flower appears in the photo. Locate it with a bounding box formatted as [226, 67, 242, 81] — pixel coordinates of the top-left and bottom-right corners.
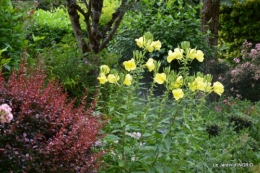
[215, 106, 222, 113]
[233, 58, 240, 63]
[0, 104, 13, 124]
[241, 62, 250, 68]
[255, 43, 260, 51]
[231, 70, 237, 76]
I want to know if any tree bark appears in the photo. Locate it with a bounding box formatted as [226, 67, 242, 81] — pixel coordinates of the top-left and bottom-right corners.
[201, 0, 221, 101]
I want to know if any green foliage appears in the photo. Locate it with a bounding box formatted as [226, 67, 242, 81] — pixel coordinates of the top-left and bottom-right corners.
[39, 36, 90, 101]
[110, 0, 210, 69]
[219, 0, 260, 59]
[97, 36, 244, 172]
[99, 0, 121, 27]
[28, 7, 72, 52]
[0, 0, 32, 71]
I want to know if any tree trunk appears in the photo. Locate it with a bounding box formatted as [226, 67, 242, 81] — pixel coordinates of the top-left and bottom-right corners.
[201, 0, 221, 101]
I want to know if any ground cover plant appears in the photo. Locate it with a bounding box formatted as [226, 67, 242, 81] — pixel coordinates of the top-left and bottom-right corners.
[0, 60, 104, 173]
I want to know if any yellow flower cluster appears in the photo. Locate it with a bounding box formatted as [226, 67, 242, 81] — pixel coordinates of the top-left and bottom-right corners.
[188, 77, 224, 96]
[97, 34, 225, 100]
[135, 37, 162, 52]
[97, 58, 137, 85]
[167, 47, 204, 63]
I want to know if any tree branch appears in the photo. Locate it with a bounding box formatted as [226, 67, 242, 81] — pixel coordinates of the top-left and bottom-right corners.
[99, 12, 125, 52]
[66, 0, 90, 53]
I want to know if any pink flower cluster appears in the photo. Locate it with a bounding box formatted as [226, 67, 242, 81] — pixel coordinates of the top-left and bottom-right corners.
[0, 104, 13, 124]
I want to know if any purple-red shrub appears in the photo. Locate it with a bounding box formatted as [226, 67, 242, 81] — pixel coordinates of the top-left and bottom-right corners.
[0, 62, 104, 173]
[219, 40, 260, 102]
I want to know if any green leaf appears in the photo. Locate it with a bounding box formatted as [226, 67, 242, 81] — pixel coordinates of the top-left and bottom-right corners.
[154, 164, 164, 173]
[164, 137, 171, 151]
[118, 160, 124, 167]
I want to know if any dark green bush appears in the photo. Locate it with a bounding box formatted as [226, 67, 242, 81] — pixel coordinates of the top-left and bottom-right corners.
[0, 0, 32, 71]
[110, 0, 210, 69]
[219, 0, 260, 59]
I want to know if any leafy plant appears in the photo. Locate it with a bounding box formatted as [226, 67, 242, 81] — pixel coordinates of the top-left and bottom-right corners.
[96, 33, 234, 172]
[0, 60, 104, 172]
[0, 0, 33, 71]
[219, 0, 260, 60]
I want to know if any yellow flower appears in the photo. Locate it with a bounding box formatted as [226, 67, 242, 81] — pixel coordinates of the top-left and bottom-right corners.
[172, 88, 184, 100]
[123, 74, 133, 86]
[145, 58, 155, 72]
[97, 73, 107, 84]
[100, 65, 110, 74]
[107, 74, 120, 83]
[151, 40, 162, 51]
[167, 50, 175, 63]
[167, 48, 183, 63]
[154, 73, 166, 84]
[171, 76, 183, 88]
[135, 37, 144, 48]
[147, 44, 154, 52]
[186, 49, 197, 60]
[188, 81, 197, 91]
[123, 58, 136, 71]
[188, 77, 210, 92]
[213, 81, 224, 96]
[195, 50, 204, 62]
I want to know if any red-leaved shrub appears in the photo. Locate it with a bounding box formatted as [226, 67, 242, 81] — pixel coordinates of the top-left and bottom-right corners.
[0, 62, 104, 172]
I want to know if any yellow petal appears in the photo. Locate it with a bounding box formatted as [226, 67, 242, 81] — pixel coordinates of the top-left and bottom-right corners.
[151, 40, 162, 50]
[107, 74, 120, 83]
[123, 74, 133, 86]
[123, 58, 136, 71]
[172, 88, 184, 100]
[97, 73, 107, 84]
[174, 48, 184, 60]
[213, 81, 224, 96]
[154, 73, 166, 84]
[145, 58, 155, 72]
[187, 49, 197, 60]
[135, 37, 144, 48]
[195, 50, 204, 62]
[147, 45, 154, 52]
[167, 50, 175, 63]
[100, 65, 110, 74]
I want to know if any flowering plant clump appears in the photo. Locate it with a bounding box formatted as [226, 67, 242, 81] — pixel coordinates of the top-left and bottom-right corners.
[219, 40, 260, 101]
[97, 32, 225, 172]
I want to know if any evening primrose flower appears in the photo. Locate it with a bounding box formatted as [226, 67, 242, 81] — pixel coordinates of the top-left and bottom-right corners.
[145, 58, 155, 72]
[213, 81, 224, 96]
[100, 65, 110, 74]
[188, 77, 211, 92]
[135, 37, 144, 48]
[171, 76, 183, 88]
[167, 48, 184, 63]
[107, 74, 120, 83]
[123, 58, 136, 71]
[195, 50, 204, 62]
[151, 40, 162, 51]
[186, 49, 197, 60]
[147, 44, 154, 52]
[172, 88, 184, 100]
[123, 74, 133, 86]
[154, 73, 166, 84]
[97, 73, 107, 84]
